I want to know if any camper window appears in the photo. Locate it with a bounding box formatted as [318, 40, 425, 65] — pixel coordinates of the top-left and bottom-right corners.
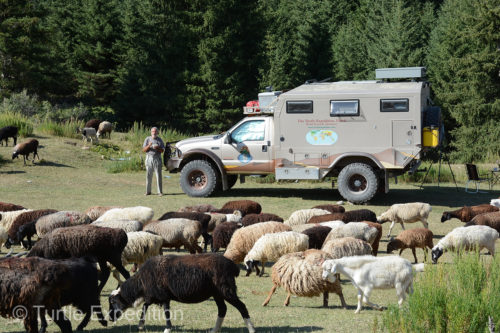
[380, 99, 409, 112]
[286, 101, 313, 114]
[330, 100, 359, 116]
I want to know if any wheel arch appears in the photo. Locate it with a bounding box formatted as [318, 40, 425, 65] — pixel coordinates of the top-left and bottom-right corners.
[180, 149, 229, 190]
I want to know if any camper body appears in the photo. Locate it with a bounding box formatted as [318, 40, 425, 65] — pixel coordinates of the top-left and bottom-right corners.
[167, 67, 441, 203]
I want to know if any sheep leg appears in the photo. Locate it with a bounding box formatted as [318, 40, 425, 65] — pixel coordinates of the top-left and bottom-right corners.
[98, 260, 111, 292]
[284, 292, 291, 306]
[112, 269, 123, 286]
[39, 308, 48, 333]
[212, 297, 227, 333]
[336, 288, 348, 309]
[400, 222, 405, 231]
[138, 303, 150, 330]
[50, 309, 72, 333]
[323, 292, 329, 307]
[361, 288, 382, 311]
[412, 248, 418, 263]
[262, 284, 277, 306]
[258, 261, 265, 277]
[421, 218, 429, 229]
[387, 221, 396, 237]
[253, 261, 260, 276]
[112, 258, 131, 282]
[24, 310, 39, 333]
[224, 296, 255, 333]
[398, 249, 404, 256]
[355, 289, 364, 314]
[163, 301, 172, 333]
[424, 247, 428, 262]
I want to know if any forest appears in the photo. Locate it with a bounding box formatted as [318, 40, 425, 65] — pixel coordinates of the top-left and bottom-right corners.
[0, 0, 498, 161]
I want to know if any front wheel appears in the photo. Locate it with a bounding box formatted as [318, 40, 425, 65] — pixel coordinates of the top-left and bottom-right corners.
[180, 160, 219, 197]
[337, 163, 378, 204]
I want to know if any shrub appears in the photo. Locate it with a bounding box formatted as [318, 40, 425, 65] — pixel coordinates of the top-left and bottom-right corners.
[0, 90, 40, 117]
[37, 119, 84, 138]
[383, 252, 500, 332]
[0, 112, 34, 137]
[106, 155, 144, 173]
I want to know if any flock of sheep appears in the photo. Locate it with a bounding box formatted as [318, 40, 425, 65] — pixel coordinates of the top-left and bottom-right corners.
[0, 198, 499, 333]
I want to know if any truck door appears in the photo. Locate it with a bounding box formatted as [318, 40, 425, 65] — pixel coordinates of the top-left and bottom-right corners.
[392, 120, 420, 160]
[221, 118, 272, 173]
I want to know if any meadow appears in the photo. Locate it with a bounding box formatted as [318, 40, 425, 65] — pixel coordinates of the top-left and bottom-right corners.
[0, 131, 499, 333]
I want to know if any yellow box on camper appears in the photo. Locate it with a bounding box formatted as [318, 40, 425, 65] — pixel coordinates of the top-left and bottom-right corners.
[423, 127, 439, 147]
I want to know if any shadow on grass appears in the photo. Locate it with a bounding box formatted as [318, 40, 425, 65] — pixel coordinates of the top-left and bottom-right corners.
[215, 185, 499, 207]
[0, 170, 25, 174]
[86, 324, 324, 332]
[37, 160, 75, 168]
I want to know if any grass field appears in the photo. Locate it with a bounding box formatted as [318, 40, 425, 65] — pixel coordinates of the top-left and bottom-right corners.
[0, 132, 499, 333]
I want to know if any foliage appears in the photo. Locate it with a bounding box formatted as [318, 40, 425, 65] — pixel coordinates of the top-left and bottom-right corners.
[0, 90, 41, 117]
[0, 112, 34, 137]
[37, 119, 84, 138]
[124, 121, 189, 152]
[106, 155, 144, 173]
[383, 252, 500, 332]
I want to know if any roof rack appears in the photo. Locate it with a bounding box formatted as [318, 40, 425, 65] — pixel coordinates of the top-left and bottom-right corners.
[375, 67, 426, 80]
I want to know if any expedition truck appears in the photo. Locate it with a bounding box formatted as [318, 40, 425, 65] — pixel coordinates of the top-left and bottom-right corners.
[167, 67, 442, 203]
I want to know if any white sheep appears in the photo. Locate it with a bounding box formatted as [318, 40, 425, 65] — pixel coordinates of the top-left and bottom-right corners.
[284, 208, 331, 227]
[205, 213, 227, 233]
[490, 199, 500, 208]
[431, 225, 499, 263]
[143, 218, 203, 254]
[291, 224, 316, 233]
[377, 202, 432, 237]
[91, 219, 143, 233]
[96, 121, 112, 139]
[0, 226, 7, 250]
[322, 255, 420, 313]
[319, 221, 345, 229]
[80, 127, 99, 144]
[111, 231, 164, 284]
[225, 210, 243, 223]
[323, 222, 379, 247]
[321, 237, 373, 259]
[0, 209, 32, 231]
[96, 206, 154, 224]
[244, 231, 309, 276]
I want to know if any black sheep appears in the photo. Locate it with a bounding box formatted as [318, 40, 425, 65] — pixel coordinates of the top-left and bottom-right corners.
[241, 213, 284, 227]
[15, 221, 37, 250]
[302, 226, 332, 249]
[108, 254, 256, 333]
[212, 222, 241, 252]
[27, 224, 130, 292]
[312, 204, 345, 214]
[159, 211, 213, 251]
[0, 126, 18, 146]
[12, 139, 39, 165]
[307, 209, 377, 224]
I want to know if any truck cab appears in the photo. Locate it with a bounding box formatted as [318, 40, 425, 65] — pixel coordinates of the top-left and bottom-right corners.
[167, 67, 442, 203]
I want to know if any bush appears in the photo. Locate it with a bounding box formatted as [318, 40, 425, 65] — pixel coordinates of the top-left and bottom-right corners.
[0, 112, 34, 137]
[37, 119, 84, 138]
[0, 90, 40, 117]
[124, 122, 189, 152]
[383, 252, 500, 332]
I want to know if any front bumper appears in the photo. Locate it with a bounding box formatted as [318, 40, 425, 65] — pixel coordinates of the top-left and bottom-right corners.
[167, 157, 182, 172]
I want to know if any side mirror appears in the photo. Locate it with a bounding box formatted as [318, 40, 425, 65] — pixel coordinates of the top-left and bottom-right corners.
[224, 132, 232, 144]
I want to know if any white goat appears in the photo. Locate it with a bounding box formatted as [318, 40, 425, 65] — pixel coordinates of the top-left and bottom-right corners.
[322, 255, 419, 313]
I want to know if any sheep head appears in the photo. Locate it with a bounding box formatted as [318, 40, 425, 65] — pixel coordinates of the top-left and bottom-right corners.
[376, 212, 390, 223]
[108, 288, 130, 321]
[321, 260, 338, 283]
[431, 246, 444, 264]
[441, 212, 452, 223]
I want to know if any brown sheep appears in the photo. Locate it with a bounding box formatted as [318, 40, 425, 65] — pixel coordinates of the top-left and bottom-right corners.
[178, 204, 218, 213]
[0, 202, 25, 212]
[84, 206, 120, 222]
[85, 119, 101, 131]
[441, 204, 499, 223]
[241, 213, 284, 227]
[312, 204, 345, 213]
[307, 209, 377, 224]
[212, 222, 242, 252]
[12, 139, 39, 165]
[360, 221, 382, 256]
[5, 209, 58, 248]
[387, 228, 434, 263]
[220, 200, 262, 216]
[464, 211, 500, 233]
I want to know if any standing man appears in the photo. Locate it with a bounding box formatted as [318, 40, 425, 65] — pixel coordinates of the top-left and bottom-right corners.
[142, 127, 165, 196]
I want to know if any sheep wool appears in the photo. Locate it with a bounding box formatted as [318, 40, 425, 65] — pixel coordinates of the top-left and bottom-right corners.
[312, 204, 345, 214]
[291, 223, 317, 233]
[387, 228, 434, 263]
[96, 206, 154, 224]
[92, 219, 143, 233]
[0, 209, 32, 231]
[178, 204, 218, 213]
[302, 226, 332, 249]
[224, 221, 291, 263]
[321, 237, 373, 259]
[206, 213, 227, 232]
[241, 213, 284, 227]
[466, 211, 500, 233]
[212, 222, 241, 251]
[7, 209, 58, 243]
[0, 202, 25, 212]
[284, 209, 331, 227]
[85, 206, 120, 221]
[0, 226, 7, 249]
[377, 202, 432, 236]
[36, 211, 92, 237]
[441, 204, 499, 223]
[360, 221, 382, 256]
[262, 249, 347, 308]
[221, 200, 262, 215]
[323, 222, 378, 246]
[143, 218, 202, 254]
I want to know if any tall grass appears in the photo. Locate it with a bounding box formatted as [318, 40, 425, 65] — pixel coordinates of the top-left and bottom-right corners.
[124, 121, 189, 151]
[37, 119, 84, 138]
[0, 112, 34, 137]
[383, 252, 500, 332]
[106, 155, 144, 173]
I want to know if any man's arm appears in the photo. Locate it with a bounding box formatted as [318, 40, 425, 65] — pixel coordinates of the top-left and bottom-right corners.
[142, 137, 152, 153]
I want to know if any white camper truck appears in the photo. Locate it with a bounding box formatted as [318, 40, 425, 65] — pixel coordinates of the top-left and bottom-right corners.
[167, 67, 442, 203]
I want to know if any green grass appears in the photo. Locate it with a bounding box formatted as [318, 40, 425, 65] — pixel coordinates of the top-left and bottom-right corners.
[0, 131, 499, 332]
[0, 111, 34, 137]
[124, 121, 190, 150]
[37, 118, 84, 139]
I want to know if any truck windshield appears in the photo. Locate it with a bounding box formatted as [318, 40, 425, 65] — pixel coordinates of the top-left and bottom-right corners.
[230, 120, 265, 143]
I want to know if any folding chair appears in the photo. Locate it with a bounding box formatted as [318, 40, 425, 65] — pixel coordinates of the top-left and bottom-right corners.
[465, 164, 491, 193]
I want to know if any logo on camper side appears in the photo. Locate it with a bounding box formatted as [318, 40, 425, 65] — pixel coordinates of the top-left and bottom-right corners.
[305, 130, 338, 145]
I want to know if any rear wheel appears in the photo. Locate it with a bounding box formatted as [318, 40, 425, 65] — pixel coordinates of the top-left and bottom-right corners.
[337, 163, 378, 203]
[180, 160, 219, 197]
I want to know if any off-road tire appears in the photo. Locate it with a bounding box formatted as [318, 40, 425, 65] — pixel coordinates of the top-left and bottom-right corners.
[180, 160, 219, 197]
[337, 163, 378, 204]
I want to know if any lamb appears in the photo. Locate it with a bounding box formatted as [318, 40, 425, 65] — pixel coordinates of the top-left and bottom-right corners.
[284, 208, 331, 227]
[431, 225, 499, 263]
[464, 211, 500, 233]
[361, 221, 382, 256]
[5, 209, 57, 248]
[27, 224, 130, 292]
[312, 204, 345, 213]
[111, 231, 164, 285]
[302, 225, 332, 249]
[322, 255, 420, 313]
[262, 249, 347, 308]
[244, 231, 309, 276]
[12, 139, 39, 165]
[0, 201, 25, 212]
[92, 219, 143, 232]
[323, 222, 379, 247]
[143, 218, 203, 254]
[220, 200, 262, 216]
[36, 210, 92, 237]
[377, 202, 432, 237]
[96, 206, 154, 224]
[84, 205, 120, 221]
[387, 228, 434, 263]
[96, 120, 112, 139]
[212, 222, 242, 252]
[158, 211, 213, 251]
[178, 204, 218, 213]
[241, 213, 284, 227]
[224, 221, 292, 264]
[321, 237, 373, 259]
[0, 209, 31, 231]
[0, 125, 18, 146]
[84, 118, 101, 131]
[108, 254, 256, 333]
[307, 209, 377, 224]
[441, 204, 499, 223]
[79, 127, 99, 144]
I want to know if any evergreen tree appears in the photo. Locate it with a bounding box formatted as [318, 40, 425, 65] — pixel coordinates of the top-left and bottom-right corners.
[427, 0, 500, 162]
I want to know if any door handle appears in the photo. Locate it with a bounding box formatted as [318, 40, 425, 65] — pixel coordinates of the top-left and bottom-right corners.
[262, 145, 268, 152]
